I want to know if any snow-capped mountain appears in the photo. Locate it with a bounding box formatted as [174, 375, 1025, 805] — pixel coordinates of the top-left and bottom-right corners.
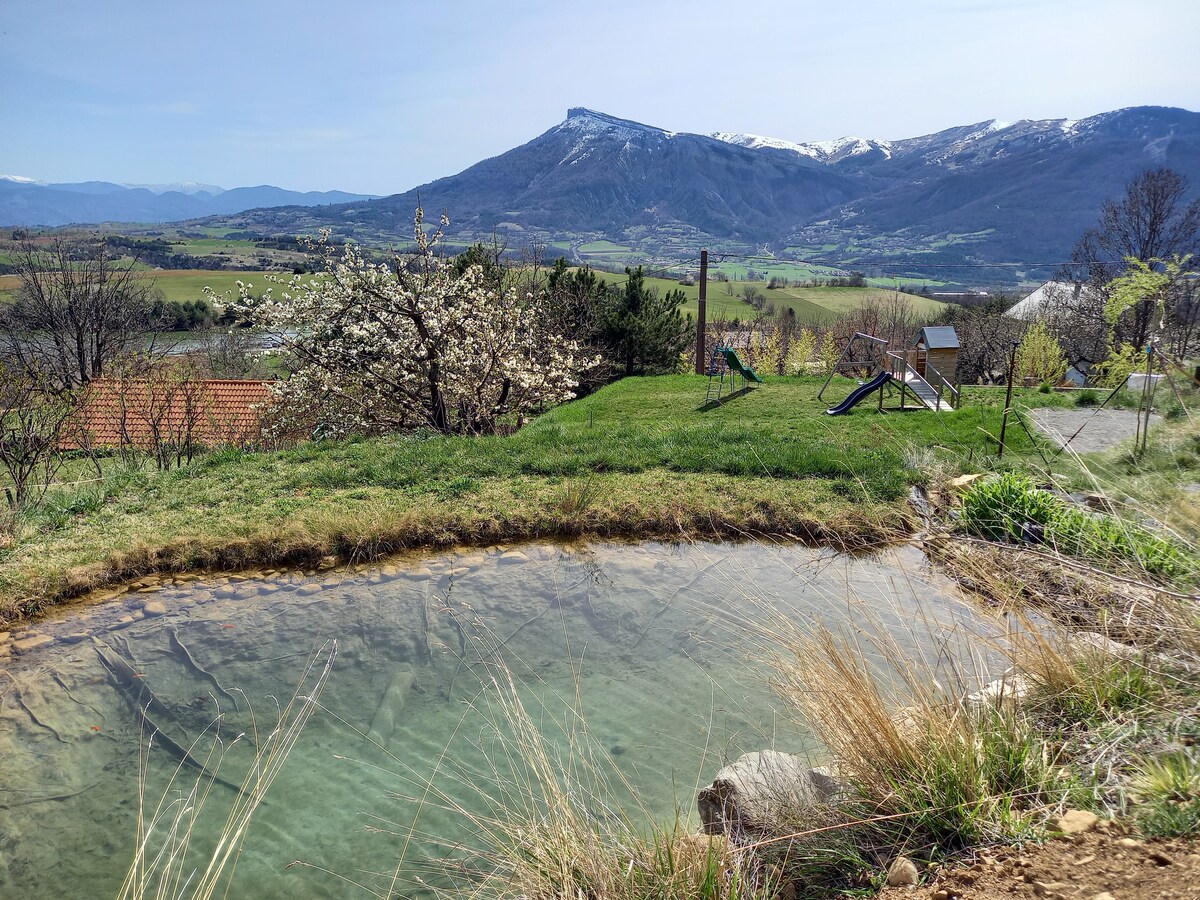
[712, 131, 894, 163]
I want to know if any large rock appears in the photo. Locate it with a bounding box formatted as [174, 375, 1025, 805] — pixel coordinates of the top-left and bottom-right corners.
[965, 671, 1034, 711]
[697, 751, 841, 837]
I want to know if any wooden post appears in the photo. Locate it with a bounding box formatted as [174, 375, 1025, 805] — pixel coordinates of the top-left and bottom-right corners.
[998, 341, 1018, 459]
[1137, 345, 1156, 455]
[695, 249, 708, 375]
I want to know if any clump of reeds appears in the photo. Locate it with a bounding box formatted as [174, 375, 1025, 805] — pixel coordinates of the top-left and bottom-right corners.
[557, 479, 603, 516]
[759, 618, 1070, 894]
[412, 663, 771, 900]
[118, 642, 336, 900]
[1129, 748, 1200, 837]
[753, 582, 1200, 898]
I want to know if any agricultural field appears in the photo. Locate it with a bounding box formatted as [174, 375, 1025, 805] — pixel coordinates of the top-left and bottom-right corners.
[0, 269, 269, 308]
[150, 269, 265, 303]
[771, 284, 952, 319]
[577, 240, 636, 255]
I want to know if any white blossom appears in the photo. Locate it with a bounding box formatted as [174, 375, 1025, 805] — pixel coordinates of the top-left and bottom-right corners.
[207, 212, 587, 437]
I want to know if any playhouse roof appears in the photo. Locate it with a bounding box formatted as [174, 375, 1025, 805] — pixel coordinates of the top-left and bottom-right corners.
[915, 326, 959, 350]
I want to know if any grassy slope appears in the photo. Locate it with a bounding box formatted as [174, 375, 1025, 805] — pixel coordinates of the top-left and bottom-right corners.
[621, 274, 951, 322]
[0, 376, 1055, 623]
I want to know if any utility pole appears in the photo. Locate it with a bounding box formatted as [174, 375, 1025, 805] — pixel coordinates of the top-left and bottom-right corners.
[997, 341, 1018, 459]
[695, 249, 708, 375]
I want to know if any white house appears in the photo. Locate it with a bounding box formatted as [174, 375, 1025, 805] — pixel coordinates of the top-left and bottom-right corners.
[1006, 280, 1103, 321]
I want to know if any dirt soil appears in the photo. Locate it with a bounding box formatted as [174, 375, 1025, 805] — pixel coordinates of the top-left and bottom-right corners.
[876, 823, 1200, 900]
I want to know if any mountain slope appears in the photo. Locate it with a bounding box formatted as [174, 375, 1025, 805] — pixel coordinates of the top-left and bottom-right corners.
[776, 106, 1200, 263]
[249, 108, 868, 244]
[9, 105, 1199, 285]
[206, 106, 1200, 282]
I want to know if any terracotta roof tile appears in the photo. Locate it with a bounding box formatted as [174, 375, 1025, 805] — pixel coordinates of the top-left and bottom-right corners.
[64, 379, 274, 450]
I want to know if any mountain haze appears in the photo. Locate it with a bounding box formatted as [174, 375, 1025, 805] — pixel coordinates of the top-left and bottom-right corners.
[0, 178, 379, 227]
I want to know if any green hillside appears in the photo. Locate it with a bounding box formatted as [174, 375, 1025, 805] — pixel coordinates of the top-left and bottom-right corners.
[618, 274, 952, 323]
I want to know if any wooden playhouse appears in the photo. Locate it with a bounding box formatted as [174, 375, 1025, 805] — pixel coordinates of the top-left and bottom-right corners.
[912, 326, 959, 387]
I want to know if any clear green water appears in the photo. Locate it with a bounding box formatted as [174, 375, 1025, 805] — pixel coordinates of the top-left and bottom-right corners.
[0, 541, 997, 898]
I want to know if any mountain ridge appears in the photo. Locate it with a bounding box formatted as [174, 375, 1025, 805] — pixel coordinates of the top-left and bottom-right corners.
[7, 105, 1198, 286]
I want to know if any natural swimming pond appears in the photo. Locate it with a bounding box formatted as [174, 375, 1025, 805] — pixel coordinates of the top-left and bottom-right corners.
[0, 541, 1000, 898]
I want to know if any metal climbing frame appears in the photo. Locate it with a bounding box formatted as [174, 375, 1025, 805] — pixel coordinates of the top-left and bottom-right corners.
[816, 332, 889, 401]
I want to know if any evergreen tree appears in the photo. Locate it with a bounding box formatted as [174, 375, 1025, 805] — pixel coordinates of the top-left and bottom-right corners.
[600, 267, 692, 376]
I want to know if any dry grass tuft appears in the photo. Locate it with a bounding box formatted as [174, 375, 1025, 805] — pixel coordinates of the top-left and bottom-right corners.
[118, 642, 336, 900]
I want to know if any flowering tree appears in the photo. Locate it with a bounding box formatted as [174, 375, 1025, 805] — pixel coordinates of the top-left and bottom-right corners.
[210, 211, 588, 436]
[1015, 320, 1068, 384]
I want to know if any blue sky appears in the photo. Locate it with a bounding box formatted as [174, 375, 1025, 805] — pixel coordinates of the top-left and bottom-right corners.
[3, 0, 1197, 195]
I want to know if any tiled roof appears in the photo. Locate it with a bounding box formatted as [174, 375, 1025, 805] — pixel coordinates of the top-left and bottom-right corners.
[64, 379, 274, 450]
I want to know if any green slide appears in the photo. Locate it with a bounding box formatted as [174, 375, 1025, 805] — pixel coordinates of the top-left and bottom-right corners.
[722, 348, 764, 383]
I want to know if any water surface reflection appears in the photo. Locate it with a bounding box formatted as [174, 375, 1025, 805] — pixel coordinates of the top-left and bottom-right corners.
[0, 541, 997, 898]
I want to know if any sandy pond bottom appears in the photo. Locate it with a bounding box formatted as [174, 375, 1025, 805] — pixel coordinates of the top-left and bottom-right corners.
[1, 541, 1000, 898]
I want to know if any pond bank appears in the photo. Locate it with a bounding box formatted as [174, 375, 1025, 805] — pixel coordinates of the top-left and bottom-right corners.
[2, 373, 1071, 629]
[0, 469, 914, 630]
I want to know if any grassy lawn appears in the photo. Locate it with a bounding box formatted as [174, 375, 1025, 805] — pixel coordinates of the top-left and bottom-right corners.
[0, 376, 1060, 624]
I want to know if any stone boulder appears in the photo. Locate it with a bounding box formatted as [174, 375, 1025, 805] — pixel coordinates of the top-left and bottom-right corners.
[697, 750, 841, 837]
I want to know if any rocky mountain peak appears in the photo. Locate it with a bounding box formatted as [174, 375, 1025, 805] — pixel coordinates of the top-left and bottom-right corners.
[559, 108, 676, 140]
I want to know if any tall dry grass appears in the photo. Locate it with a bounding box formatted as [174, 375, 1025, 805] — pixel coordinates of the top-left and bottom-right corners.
[761, 616, 1070, 881]
[118, 641, 336, 900]
[436, 666, 765, 900]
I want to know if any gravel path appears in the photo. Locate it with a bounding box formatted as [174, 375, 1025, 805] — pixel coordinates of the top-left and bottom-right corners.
[1029, 409, 1162, 454]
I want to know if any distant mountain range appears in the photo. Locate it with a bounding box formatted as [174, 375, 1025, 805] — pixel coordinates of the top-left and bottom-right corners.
[7, 105, 1199, 285]
[0, 177, 379, 227]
